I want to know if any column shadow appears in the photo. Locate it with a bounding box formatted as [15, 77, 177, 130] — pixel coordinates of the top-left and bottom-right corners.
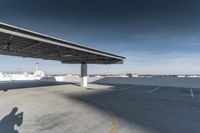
[66, 84, 200, 133]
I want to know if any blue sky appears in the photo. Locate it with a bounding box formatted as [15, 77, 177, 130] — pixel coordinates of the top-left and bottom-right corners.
[0, 0, 200, 74]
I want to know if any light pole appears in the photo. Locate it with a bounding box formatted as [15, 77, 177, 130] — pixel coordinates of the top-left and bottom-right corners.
[36, 62, 39, 72]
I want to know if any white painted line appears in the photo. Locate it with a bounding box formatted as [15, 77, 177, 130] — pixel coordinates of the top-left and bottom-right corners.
[190, 88, 194, 98]
[147, 86, 161, 94]
[119, 86, 136, 91]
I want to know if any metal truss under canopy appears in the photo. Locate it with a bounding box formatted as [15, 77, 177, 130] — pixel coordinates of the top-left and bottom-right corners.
[0, 22, 125, 64]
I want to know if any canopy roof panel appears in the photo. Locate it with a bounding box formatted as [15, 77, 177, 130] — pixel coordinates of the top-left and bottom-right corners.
[0, 22, 125, 64]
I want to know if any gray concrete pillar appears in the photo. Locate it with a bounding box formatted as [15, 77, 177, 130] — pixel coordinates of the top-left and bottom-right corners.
[81, 63, 87, 87]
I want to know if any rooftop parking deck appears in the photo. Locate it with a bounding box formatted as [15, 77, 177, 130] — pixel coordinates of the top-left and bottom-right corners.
[1, 81, 200, 133]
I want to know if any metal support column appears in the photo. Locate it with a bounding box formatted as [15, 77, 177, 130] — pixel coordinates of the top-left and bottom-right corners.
[81, 62, 87, 87]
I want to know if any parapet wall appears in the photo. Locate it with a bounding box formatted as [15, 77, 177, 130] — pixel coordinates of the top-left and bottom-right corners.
[40, 76, 200, 89]
[92, 77, 200, 88]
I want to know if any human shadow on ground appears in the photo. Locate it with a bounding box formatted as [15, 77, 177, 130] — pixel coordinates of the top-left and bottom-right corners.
[0, 107, 23, 133]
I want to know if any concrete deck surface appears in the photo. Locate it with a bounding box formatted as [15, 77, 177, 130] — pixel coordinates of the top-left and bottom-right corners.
[1, 81, 200, 133]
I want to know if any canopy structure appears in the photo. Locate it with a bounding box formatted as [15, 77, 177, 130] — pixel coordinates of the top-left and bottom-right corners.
[0, 22, 125, 64]
[0, 22, 125, 87]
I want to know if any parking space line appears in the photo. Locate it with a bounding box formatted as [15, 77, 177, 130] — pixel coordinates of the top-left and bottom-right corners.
[190, 88, 194, 98]
[147, 86, 161, 94]
[119, 86, 136, 91]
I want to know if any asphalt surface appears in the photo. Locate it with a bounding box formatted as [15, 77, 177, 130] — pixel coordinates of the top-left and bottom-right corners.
[0, 81, 200, 133]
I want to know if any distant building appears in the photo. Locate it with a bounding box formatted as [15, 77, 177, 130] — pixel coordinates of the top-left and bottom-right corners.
[126, 73, 139, 78]
[177, 75, 186, 78]
[34, 71, 45, 79]
[0, 72, 3, 77]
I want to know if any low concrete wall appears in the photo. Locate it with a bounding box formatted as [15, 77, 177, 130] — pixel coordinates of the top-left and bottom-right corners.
[40, 76, 200, 89]
[61, 76, 101, 83]
[93, 77, 200, 88]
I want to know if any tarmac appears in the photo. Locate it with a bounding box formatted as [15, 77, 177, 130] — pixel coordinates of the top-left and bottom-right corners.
[1, 81, 200, 133]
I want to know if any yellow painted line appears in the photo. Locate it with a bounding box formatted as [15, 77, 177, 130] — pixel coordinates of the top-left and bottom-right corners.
[110, 112, 117, 133]
[87, 100, 118, 133]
